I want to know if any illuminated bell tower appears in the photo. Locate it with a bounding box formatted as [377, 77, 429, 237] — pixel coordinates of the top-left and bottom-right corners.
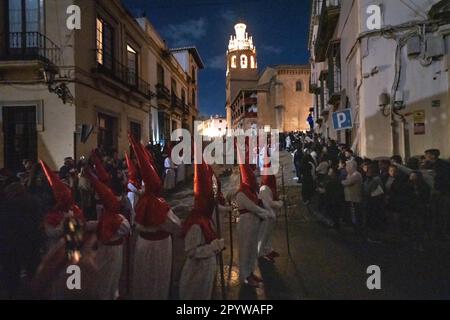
[226, 22, 259, 128]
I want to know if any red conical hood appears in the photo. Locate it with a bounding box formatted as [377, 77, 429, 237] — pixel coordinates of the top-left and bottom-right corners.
[129, 134, 162, 195]
[40, 160, 85, 226]
[128, 134, 169, 227]
[260, 147, 279, 200]
[237, 140, 259, 204]
[182, 162, 217, 243]
[85, 169, 123, 243]
[91, 150, 111, 185]
[193, 162, 215, 218]
[125, 152, 139, 188]
[142, 144, 157, 170]
[40, 160, 74, 212]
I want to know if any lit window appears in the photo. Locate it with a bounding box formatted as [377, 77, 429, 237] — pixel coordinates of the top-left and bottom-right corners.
[96, 18, 103, 64]
[250, 56, 255, 69]
[241, 55, 248, 69]
[96, 17, 113, 70]
[127, 44, 138, 86]
[231, 55, 237, 68]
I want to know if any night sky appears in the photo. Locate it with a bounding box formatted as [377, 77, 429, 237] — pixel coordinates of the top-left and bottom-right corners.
[123, 0, 311, 116]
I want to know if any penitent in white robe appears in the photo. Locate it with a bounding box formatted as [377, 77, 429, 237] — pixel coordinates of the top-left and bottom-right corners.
[127, 183, 140, 225]
[176, 162, 186, 184]
[178, 204, 231, 300]
[132, 210, 181, 300]
[257, 186, 283, 257]
[164, 157, 176, 190]
[236, 192, 268, 283]
[94, 217, 131, 300]
[179, 225, 218, 300]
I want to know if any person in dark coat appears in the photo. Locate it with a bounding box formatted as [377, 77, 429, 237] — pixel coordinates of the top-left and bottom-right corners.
[0, 182, 44, 299]
[363, 164, 385, 241]
[425, 149, 450, 239]
[300, 154, 315, 205]
[406, 172, 430, 250]
[385, 165, 409, 237]
[324, 167, 345, 229]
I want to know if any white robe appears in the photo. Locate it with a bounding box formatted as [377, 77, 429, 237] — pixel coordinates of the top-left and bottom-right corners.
[127, 183, 140, 225]
[258, 186, 283, 257]
[132, 210, 181, 300]
[178, 204, 231, 300]
[93, 216, 131, 300]
[176, 163, 186, 184]
[179, 225, 218, 300]
[236, 192, 268, 282]
[164, 158, 176, 190]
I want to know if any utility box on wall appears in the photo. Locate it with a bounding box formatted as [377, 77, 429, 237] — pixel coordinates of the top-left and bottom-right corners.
[426, 35, 445, 58]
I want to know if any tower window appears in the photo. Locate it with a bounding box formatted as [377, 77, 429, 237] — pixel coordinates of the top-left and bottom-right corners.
[231, 55, 237, 68]
[241, 55, 248, 69]
[296, 81, 303, 92]
[250, 56, 255, 69]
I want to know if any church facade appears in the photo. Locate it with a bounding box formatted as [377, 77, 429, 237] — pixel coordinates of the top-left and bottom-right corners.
[225, 23, 313, 133]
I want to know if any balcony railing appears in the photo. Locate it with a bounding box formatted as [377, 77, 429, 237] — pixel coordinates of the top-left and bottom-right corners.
[94, 49, 153, 99]
[183, 103, 190, 114]
[156, 84, 171, 102]
[309, 74, 320, 94]
[171, 94, 184, 111]
[2, 32, 61, 66]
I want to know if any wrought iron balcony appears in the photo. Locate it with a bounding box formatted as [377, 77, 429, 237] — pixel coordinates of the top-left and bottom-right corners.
[93, 49, 153, 99]
[156, 84, 171, 102]
[182, 103, 190, 114]
[171, 94, 184, 110]
[309, 75, 320, 94]
[1, 32, 61, 67]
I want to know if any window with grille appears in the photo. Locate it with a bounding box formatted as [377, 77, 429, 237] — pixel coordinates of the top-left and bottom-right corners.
[7, 0, 44, 49]
[127, 44, 138, 86]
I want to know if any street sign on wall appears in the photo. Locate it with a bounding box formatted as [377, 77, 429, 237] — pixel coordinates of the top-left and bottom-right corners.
[413, 110, 426, 135]
[332, 109, 353, 131]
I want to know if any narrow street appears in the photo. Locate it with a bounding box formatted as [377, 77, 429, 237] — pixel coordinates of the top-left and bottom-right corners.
[167, 151, 450, 300]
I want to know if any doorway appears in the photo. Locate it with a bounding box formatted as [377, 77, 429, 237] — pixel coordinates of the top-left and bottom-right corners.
[97, 112, 118, 156]
[2, 106, 37, 172]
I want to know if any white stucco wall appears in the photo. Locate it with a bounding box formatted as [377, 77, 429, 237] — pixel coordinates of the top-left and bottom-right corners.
[0, 84, 76, 169]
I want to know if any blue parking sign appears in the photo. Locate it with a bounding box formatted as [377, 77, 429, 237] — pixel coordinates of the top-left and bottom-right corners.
[332, 110, 353, 130]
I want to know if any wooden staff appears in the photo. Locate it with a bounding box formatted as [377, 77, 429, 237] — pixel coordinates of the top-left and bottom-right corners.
[281, 164, 292, 258]
[212, 175, 227, 300]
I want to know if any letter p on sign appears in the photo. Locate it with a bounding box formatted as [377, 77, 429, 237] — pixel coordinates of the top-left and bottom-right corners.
[337, 113, 347, 128]
[332, 110, 353, 131]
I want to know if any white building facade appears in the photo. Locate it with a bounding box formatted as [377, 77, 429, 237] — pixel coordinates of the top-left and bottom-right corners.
[309, 0, 450, 159]
[198, 115, 227, 138]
